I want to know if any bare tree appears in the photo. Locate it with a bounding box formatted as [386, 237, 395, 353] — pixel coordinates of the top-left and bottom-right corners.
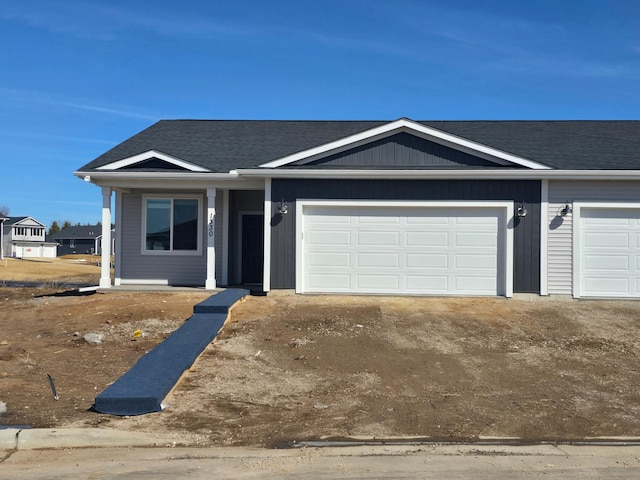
[0, 205, 9, 217]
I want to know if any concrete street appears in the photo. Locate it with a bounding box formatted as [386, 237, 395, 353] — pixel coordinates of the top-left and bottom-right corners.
[3, 444, 640, 479]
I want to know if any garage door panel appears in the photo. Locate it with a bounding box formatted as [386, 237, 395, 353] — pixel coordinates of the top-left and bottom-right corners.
[584, 232, 629, 248]
[455, 232, 496, 247]
[357, 252, 399, 268]
[303, 205, 503, 296]
[584, 255, 629, 271]
[308, 230, 351, 245]
[406, 253, 448, 268]
[357, 274, 399, 290]
[308, 252, 351, 267]
[584, 277, 629, 295]
[357, 215, 400, 225]
[307, 273, 351, 290]
[456, 276, 497, 292]
[455, 253, 496, 269]
[357, 231, 399, 246]
[454, 215, 497, 225]
[405, 215, 449, 225]
[406, 231, 448, 247]
[406, 275, 448, 291]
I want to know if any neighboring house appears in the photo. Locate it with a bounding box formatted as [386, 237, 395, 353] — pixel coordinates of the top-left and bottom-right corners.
[74, 118, 640, 298]
[0, 216, 7, 259]
[2, 217, 57, 258]
[48, 225, 115, 256]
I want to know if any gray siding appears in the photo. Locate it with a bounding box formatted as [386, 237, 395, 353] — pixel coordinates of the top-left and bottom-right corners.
[547, 180, 640, 295]
[271, 179, 541, 293]
[120, 192, 206, 285]
[296, 132, 510, 168]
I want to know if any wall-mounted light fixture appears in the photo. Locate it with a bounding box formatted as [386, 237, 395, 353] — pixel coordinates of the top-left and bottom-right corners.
[516, 202, 527, 218]
[276, 200, 288, 215]
[560, 203, 572, 216]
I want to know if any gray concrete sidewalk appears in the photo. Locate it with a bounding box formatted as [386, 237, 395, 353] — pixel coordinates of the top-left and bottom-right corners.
[3, 443, 640, 479]
[0, 427, 181, 450]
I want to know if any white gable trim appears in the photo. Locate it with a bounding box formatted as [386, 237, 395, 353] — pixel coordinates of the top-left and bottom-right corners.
[96, 150, 210, 172]
[259, 118, 551, 170]
[11, 217, 46, 228]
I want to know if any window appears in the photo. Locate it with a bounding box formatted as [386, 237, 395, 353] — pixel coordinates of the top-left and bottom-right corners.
[143, 197, 201, 253]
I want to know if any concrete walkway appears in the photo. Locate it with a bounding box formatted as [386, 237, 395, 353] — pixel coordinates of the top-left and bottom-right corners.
[2, 440, 640, 479]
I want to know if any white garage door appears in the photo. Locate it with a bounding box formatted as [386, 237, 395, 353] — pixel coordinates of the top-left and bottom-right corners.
[300, 205, 506, 296]
[579, 208, 640, 297]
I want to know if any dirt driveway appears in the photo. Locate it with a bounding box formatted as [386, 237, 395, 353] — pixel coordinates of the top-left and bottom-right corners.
[2, 275, 640, 447]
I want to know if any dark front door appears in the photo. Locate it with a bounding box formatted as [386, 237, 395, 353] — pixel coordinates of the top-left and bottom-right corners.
[241, 214, 264, 284]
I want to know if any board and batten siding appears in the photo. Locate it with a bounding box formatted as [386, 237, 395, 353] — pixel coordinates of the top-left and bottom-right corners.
[300, 132, 503, 168]
[547, 180, 640, 295]
[271, 179, 541, 293]
[119, 191, 220, 286]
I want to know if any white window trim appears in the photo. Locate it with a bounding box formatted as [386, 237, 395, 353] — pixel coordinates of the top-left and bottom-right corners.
[141, 194, 203, 256]
[572, 201, 640, 298]
[295, 199, 514, 297]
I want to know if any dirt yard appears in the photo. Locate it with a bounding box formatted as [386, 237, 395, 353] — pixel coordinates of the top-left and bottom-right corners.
[2, 258, 640, 447]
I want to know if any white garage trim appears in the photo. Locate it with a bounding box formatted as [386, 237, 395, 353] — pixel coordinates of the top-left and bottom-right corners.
[296, 200, 514, 297]
[573, 202, 640, 298]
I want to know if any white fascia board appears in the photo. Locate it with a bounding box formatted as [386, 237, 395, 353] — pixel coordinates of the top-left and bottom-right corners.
[236, 169, 640, 180]
[95, 150, 210, 172]
[74, 170, 241, 186]
[260, 118, 551, 170]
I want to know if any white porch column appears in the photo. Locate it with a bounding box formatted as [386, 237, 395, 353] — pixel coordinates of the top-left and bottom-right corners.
[262, 179, 272, 291]
[99, 187, 112, 288]
[205, 188, 217, 290]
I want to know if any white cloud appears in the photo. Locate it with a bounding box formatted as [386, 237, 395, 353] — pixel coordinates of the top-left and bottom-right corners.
[0, 87, 161, 121]
[0, 1, 252, 40]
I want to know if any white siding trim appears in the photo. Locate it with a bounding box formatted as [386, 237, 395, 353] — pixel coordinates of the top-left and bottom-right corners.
[205, 188, 217, 290]
[296, 200, 513, 297]
[114, 190, 123, 286]
[540, 180, 549, 295]
[263, 179, 272, 291]
[100, 187, 112, 288]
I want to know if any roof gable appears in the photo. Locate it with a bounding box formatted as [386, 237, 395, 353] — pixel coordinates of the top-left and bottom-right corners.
[290, 132, 524, 169]
[260, 119, 551, 170]
[96, 150, 210, 172]
[6, 216, 45, 227]
[49, 225, 104, 239]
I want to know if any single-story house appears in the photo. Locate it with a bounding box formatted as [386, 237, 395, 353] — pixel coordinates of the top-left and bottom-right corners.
[2, 216, 58, 259]
[47, 225, 115, 256]
[74, 118, 640, 298]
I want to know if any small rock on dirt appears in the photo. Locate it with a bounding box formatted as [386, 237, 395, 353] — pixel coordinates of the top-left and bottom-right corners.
[83, 333, 104, 344]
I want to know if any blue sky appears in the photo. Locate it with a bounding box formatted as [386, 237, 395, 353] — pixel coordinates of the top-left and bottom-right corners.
[1, 0, 639, 228]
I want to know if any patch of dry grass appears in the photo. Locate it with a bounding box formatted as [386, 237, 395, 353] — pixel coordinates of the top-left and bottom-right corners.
[0, 257, 104, 282]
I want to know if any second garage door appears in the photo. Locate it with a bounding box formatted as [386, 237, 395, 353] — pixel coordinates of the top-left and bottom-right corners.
[578, 207, 640, 297]
[299, 203, 509, 296]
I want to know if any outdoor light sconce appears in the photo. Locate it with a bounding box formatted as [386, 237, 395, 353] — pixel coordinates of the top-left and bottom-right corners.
[276, 200, 288, 215]
[516, 202, 527, 218]
[560, 203, 572, 216]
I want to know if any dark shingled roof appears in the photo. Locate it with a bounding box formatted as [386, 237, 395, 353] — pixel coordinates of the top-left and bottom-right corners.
[48, 225, 104, 240]
[77, 120, 640, 172]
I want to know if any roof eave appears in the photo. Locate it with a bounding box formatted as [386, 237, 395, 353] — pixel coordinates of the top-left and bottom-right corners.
[235, 168, 640, 180]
